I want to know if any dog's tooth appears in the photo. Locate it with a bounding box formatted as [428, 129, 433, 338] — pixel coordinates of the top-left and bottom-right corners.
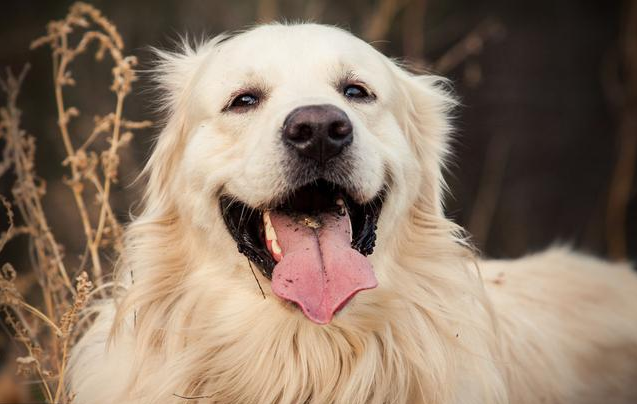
[335, 197, 346, 216]
[270, 238, 282, 256]
[263, 210, 277, 242]
[335, 198, 352, 239]
[263, 211, 282, 261]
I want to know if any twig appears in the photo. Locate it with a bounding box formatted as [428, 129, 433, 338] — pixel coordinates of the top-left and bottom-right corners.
[1, 66, 74, 294]
[17, 301, 64, 338]
[467, 134, 512, 248]
[256, 0, 279, 22]
[0, 196, 15, 251]
[304, 0, 326, 21]
[53, 272, 92, 403]
[605, 0, 637, 260]
[247, 260, 266, 300]
[433, 18, 505, 74]
[92, 92, 124, 253]
[2, 308, 54, 402]
[402, 0, 427, 64]
[364, 0, 410, 42]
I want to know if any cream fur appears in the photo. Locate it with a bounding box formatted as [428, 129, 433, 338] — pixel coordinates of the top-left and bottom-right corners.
[68, 24, 637, 404]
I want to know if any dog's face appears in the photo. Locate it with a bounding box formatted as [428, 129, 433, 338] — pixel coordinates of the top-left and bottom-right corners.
[151, 24, 452, 324]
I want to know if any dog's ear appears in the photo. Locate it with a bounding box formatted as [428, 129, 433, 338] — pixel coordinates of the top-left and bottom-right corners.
[391, 65, 457, 217]
[149, 35, 226, 113]
[141, 35, 229, 209]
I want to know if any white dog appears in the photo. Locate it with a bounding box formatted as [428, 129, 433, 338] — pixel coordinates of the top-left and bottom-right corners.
[68, 24, 637, 404]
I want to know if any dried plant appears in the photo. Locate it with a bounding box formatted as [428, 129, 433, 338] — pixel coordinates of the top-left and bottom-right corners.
[0, 3, 149, 402]
[30, 2, 151, 283]
[605, 0, 637, 260]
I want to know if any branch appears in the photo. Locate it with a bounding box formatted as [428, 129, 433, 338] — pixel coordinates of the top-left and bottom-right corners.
[467, 134, 511, 247]
[364, 0, 410, 42]
[433, 18, 505, 74]
[605, 0, 637, 260]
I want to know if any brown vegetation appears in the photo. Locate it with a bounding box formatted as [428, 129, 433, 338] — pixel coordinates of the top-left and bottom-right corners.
[1, 3, 149, 402]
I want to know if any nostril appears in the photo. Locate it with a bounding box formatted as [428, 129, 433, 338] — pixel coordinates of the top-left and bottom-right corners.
[330, 120, 352, 139]
[296, 124, 314, 142]
[285, 122, 314, 143]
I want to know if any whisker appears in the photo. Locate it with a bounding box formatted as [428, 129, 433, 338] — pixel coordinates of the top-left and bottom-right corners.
[247, 259, 266, 299]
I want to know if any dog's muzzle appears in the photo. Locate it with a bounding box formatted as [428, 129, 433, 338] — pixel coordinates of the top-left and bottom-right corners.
[219, 104, 386, 325]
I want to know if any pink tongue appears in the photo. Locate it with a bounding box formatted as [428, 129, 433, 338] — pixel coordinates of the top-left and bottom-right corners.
[269, 210, 377, 324]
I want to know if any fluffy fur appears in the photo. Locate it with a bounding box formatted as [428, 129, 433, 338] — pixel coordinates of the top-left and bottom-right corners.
[68, 24, 637, 404]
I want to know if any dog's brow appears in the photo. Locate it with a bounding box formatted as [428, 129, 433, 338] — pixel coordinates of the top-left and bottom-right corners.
[333, 69, 376, 100]
[331, 64, 354, 83]
[335, 69, 363, 87]
[233, 76, 269, 95]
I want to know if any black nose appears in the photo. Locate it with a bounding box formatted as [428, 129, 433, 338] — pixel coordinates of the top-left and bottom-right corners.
[282, 105, 353, 164]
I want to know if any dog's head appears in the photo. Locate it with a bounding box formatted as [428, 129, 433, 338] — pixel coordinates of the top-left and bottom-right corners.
[145, 24, 454, 325]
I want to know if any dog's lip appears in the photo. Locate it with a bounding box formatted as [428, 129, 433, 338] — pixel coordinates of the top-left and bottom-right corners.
[219, 179, 385, 279]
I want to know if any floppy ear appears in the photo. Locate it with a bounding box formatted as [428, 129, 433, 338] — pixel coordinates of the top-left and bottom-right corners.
[141, 35, 229, 212]
[391, 66, 457, 218]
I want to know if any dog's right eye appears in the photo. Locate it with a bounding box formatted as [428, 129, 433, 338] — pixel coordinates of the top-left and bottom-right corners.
[227, 93, 260, 111]
[342, 83, 375, 102]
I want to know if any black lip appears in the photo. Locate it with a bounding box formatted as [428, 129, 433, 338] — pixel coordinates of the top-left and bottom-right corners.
[219, 179, 385, 279]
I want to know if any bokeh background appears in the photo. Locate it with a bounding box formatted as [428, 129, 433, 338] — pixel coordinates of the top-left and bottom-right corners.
[2, 0, 635, 260]
[1, 0, 636, 399]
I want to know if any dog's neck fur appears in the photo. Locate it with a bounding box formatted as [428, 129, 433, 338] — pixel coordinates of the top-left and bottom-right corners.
[107, 199, 508, 404]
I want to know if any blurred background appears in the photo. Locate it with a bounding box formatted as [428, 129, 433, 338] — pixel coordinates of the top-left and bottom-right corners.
[1, 0, 635, 260]
[0, 0, 635, 400]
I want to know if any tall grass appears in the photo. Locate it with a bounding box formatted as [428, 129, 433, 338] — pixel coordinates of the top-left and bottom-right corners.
[0, 3, 149, 402]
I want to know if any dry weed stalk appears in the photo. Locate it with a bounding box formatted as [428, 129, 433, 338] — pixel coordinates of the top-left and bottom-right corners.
[433, 18, 506, 74]
[1, 3, 149, 402]
[362, 0, 505, 78]
[605, 0, 637, 260]
[31, 2, 151, 285]
[364, 0, 410, 43]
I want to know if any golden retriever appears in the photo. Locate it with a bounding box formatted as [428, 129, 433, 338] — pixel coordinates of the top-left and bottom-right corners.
[68, 23, 637, 404]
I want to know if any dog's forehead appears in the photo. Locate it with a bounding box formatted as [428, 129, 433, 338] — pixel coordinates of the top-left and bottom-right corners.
[214, 24, 385, 75]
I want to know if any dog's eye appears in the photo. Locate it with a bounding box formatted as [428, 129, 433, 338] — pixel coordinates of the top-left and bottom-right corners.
[229, 93, 259, 110]
[343, 84, 371, 100]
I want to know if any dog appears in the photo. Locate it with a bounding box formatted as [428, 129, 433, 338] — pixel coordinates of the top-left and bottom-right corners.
[68, 23, 637, 404]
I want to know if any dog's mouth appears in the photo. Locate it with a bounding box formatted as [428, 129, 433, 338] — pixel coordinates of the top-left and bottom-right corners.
[220, 179, 385, 324]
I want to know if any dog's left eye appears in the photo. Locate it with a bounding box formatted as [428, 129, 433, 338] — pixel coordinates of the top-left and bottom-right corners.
[343, 84, 371, 100]
[228, 93, 260, 110]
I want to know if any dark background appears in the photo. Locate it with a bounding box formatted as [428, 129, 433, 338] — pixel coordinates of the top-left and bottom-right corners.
[0, 0, 635, 264]
[0, 0, 636, 400]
